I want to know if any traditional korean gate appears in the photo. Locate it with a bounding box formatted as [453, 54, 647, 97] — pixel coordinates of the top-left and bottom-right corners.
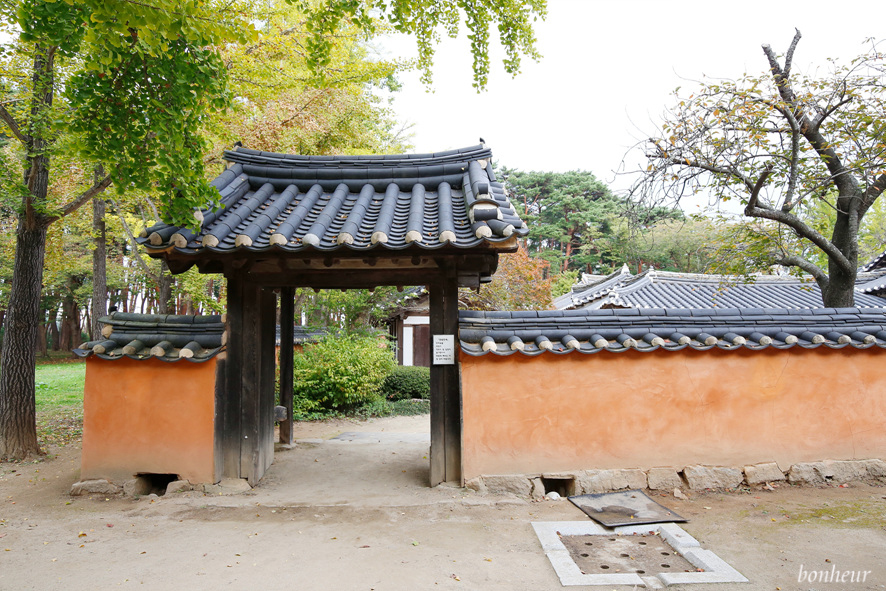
[139, 144, 528, 486]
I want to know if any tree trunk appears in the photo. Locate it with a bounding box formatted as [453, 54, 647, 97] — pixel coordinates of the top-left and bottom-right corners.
[0, 224, 47, 459]
[158, 260, 173, 314]
[0, 42, 55, 460]
[822, 208, 859, 307]
[48, 309, 59, 351]
[91, 193, 107, 339]
[37, 315, 47, 357]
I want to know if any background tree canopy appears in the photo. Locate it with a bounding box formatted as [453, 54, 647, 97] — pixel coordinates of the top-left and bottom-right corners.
[629, 30, 886, 307]
[501, 168, 681, 275]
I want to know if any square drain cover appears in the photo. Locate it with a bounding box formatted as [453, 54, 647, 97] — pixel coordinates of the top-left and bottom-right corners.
[569, 489, 686, 527]
[561, 533, 695, 575]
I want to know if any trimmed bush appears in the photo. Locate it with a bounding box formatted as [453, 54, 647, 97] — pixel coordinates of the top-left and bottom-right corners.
[381, 365, 431, 401]
[292, 334, 396, 411]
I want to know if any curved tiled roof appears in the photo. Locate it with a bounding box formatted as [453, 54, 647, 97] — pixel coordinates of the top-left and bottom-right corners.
[74, 313, 225, 362]
[139, 145, 527, 255]
[856, 272, 886, 295]
[459, 307, 886, 356]
[275, 325, 327, 346]
[557, 268, 886, 310]
[861, 249, 886, 273]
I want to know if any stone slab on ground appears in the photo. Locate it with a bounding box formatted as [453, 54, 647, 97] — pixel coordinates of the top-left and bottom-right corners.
[482, 474, 532, 496]
[70, 479, 120, 496]
[743, 462, 785, 485]
[165, 480, 192, 494]
[647, 467, 685, 490]
[683, 465, 743, 490]
[576, 469, 646, 494]
[203, 478, 253, 495]
[863, 459, 886, 478]
[788, 460, 870, 485]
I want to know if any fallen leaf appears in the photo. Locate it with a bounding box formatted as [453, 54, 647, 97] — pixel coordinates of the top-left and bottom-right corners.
[106, 524, 113, 528]
[411, 541, 419, 546]
[77, 532, 87, 538]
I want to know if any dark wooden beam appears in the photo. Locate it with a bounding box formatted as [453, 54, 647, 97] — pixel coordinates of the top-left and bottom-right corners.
[429, 279, 445, 486]
[278, 287, 295, 445]
[442, 267, 461, 483]
[429, 264, 462, 486]
[244, 269, 454, 290]
[221, 274, 245, 479]
[257, 287, 277, 481]
[237, 280, 262, 482]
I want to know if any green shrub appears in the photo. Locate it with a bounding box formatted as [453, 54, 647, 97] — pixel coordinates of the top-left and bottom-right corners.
[292, 334, 397, 411]
[381, 365, 431, 401]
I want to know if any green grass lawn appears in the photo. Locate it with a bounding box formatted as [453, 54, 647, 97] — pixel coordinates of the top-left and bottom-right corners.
[34, 360, 85, 447]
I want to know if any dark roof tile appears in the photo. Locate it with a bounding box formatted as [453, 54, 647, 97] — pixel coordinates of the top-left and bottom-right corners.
[139, 145, 526, 256]
[459, 307, 886, 356]
[74, 313, 224, 362]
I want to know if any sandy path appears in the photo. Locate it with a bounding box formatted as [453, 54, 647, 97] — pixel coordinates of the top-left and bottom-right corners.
[2, 416, 885, 590]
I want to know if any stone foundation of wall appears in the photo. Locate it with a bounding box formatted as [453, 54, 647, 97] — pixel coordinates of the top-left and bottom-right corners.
[465, 459, 886, 498]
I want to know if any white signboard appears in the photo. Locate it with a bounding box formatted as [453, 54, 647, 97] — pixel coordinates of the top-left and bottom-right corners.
[432, 334, 456, 365]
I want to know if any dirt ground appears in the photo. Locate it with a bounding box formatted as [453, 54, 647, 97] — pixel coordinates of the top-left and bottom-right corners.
[2, 415, 885, 591]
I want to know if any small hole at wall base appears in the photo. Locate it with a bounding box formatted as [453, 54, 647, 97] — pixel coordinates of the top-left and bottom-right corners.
[135, 473, 179, 496]
[540, 477, 575, 497]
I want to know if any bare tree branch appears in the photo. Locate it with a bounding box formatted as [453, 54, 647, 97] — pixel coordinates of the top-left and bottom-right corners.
[110, 198, 160, 282]
[812, 85, 852, 130]
[745, 162, 774, 211]
[776, 254, 828, 289]
[782, 28, 802, 79]
[45, 174, 113, 225]
[0, 103, 26, 144]
[745, 202, 853, 274]
[763, 34, 858, 200]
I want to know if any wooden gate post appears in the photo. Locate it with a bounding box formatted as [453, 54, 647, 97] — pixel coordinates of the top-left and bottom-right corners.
[222, 273, 277, 485]
[278, 287, 295, 445]
[221, 273, 245, 479]
[429, 266, 462, 486]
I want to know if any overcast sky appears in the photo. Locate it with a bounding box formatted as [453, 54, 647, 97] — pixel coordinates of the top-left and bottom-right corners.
[380, 0, 882, 195]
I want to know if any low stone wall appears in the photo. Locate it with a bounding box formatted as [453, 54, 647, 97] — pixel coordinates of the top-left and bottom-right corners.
[465, 459, 886, 498]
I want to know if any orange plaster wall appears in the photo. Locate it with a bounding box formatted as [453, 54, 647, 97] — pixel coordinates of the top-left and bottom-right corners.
[81, 356, 218, 484]
[460, 348, 886, 480]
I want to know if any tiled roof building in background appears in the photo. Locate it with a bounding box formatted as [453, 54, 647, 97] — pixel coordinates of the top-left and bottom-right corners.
[555, 267, 886, 311]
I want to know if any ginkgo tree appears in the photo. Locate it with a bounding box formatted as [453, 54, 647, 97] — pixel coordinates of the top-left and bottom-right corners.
[630, 30, 886, 307]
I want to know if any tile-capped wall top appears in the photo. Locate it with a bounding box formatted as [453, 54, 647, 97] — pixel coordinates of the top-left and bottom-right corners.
[74, 312, 225, 362]
[138, 144, 527, 254]
[558, 268, 886, 310]
[459, 307, 886, 356]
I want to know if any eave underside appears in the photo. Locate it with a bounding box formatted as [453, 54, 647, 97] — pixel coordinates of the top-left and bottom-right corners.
[150, 242, 515, 289]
